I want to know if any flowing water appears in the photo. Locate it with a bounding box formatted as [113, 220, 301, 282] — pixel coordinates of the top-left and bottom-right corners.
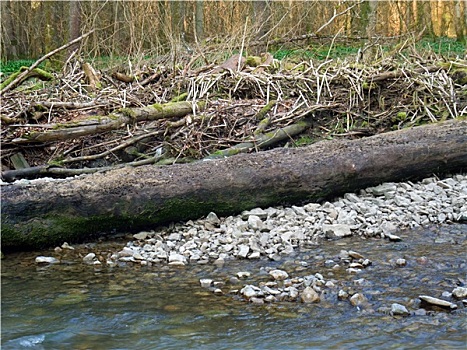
[2, 224, 466, 350]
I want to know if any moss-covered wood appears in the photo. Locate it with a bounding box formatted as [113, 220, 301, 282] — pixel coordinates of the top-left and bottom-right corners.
[11, 100, 205, 144]
[2, 119, 466, 252]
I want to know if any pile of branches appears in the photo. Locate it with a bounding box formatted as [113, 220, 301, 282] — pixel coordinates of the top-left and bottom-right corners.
[1, 47, 465, 182]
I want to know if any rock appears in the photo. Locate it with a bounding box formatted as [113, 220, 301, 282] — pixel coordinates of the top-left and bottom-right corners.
[386, 233, 401, 241]
[242, 208, 268, 220]
[348, 250, 364, 259]
[237, 245, 250, 258]
[133, 231, 149, 240]
[322, 224, 352, 239]
[338, 290, 349, 300]
[200, 279, 213, 288]
[269, 269, 289, 281]
[419, 295, 458, 310]
[167, 233, 181, 241]
[132, 252, 144, 260]
[206, 212, 220, 225]
[300, 286, 320, 303]
[35, 256, 59, 264]
[391, 303, 409, 316]
[119, 247, 135, 257]
[349, 293, 367, 307]
[452, 287, 467, 299]
[82, 253, 96, 263]
[396, 258, 407, 267]
[304, 203, 321, 212]
[250, 297, 264, 304]
[371, 183, 397, 196]
[247, 215, 264, 231]
[237, 271, 251, 279]
[168, 253, 187, 264]
[61, 242, 74, 250]
[241, 285, 259, 299]
[248, 251, 261, 259]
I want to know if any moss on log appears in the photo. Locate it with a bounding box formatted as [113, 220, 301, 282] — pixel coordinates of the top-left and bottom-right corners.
[2, 120, 466, 252]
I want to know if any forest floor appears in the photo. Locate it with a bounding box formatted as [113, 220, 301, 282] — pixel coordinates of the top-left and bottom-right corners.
[1, 41, 466, 182]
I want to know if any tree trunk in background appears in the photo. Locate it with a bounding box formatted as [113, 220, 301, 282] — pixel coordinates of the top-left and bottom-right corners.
[362, 0, 378, 62]
[195, 0, 204, 42]
[2, 120, 466, 252]
[454, 0, 466, 43]
[68, 1, 82, 57]
[417, 0, 435, 38]
[0, 0, 17, 60]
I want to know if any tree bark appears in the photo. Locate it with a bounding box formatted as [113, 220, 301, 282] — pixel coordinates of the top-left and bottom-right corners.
[2, 120, 466, 252]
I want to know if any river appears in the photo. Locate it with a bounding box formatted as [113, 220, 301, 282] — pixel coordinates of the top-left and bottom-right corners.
[2, 224, 466, 349]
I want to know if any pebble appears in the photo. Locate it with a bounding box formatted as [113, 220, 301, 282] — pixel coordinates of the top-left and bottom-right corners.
[419, 295, 458, 310]
[300, 286, 320, 303]
[396, 258, 407, 267]
[451, 287, 467, 299]
[200, 279, 212, 288]
[391, 303, 409, 316]
[349, 293, 367, 307]
[269, 269, 289, 281]
[82, 253, 96, 264]
[35, 256, 59, 264]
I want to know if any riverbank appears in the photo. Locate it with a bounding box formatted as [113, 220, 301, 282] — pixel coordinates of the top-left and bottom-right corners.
[102, 174, 466, 267]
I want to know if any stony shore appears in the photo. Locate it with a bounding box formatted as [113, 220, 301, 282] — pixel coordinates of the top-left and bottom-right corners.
[34, 174, 467, 313]
[107, 174, 466, 267]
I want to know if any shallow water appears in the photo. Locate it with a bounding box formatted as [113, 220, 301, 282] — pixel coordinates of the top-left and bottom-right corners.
[2, 224, 466, 350]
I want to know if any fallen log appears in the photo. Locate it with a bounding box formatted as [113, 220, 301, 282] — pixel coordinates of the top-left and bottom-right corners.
[2, 120, 466, 252]
[10, 100, 204, 144]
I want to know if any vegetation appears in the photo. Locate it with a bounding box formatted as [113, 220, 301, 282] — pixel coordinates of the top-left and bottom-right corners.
[0, 1, 466, 182]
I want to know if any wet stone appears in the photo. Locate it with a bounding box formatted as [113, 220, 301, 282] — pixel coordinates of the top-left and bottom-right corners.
[452, 287, 467, 299]
[391, 303, 409, 316]
[35, 256, 59, 264]
[269, 269, 289, 281]
[419, 295, 458, 310]
[300, 286, 320, 303]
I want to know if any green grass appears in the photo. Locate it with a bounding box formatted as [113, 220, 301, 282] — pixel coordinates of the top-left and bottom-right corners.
[273, 45, 360, 61]
[273, 36, 465, 62]
[416, 37, 466, 57]
[0, 59, 45, 74]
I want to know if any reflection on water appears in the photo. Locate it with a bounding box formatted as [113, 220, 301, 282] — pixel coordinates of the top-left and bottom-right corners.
[2, 224, 466, 349]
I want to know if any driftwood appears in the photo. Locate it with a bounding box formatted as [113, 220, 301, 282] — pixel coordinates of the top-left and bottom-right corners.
[2, 119, 466, 252]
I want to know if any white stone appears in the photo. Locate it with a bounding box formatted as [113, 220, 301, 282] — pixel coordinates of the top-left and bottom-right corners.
[200, 279, 213, 288]
[168, 252, 187, 264]
[206, 212, 220, 225]
[248, 215, 264, 231]
[83, 253, 96, 263]
[452, 287, 467, 299]
[322, 224, 352, 238]
[248, 251, 261, 259]
[237, 244, 250, 258]
[133, 232, 149, 240]
[35, 256, 59, 264]
[419, 295, 457, 310]
[391, 303, 409, 316]
[300, 286, 320, 303]
[269, 269, 289, 281]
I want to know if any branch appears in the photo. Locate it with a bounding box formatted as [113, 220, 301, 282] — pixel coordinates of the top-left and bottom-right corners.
[1, 29, 95, 94]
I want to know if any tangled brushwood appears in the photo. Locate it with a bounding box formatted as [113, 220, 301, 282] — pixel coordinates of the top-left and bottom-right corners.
[1, 50, 466, 182]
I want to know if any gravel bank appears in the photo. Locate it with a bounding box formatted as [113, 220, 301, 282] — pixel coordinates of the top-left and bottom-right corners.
[107, 174, 466, 266]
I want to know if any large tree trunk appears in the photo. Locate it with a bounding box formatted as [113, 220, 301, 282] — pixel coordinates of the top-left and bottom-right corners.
[2, 120, 466, 252]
